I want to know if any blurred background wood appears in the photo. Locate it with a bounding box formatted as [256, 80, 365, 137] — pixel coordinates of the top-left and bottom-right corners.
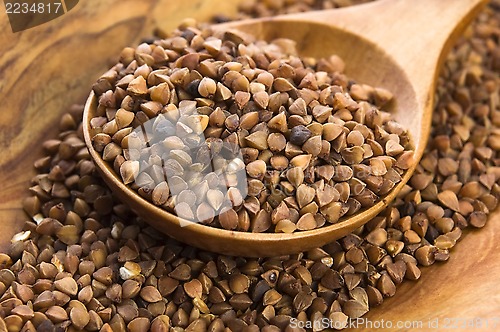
[0, 1, 498, 330]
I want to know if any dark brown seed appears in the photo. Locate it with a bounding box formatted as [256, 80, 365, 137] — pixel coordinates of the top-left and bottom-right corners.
[290, 125, 312, 146]
[229, 293, 253, 311]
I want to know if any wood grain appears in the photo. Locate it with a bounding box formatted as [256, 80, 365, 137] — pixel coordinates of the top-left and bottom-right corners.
[0, 0, 498, 330]
[0, 0, 241, 249]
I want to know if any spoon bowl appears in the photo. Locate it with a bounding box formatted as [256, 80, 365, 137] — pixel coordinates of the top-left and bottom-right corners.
[83, 0, 486, 257]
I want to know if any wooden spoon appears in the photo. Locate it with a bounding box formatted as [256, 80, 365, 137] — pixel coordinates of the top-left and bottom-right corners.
[83, 0, 486, 257]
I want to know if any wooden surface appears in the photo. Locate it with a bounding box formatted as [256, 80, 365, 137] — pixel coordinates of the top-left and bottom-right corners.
[0, 0, 499, 330]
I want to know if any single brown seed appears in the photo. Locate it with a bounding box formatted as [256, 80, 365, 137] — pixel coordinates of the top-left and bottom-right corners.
[267, 133, 287, 152]
[140, 286, 163, 303]
[127, 76, 148, 95]
[169, 264, 191, 281]
[251, 210, 271, 233]
[245, 131, 269, 150]
[437, 190, 461, 212]
[302, 136, 322, 156]
[405, 262, 422, 281]
[377, 273, 396, 297]
[184, 279, 203, 298]
[246, 160, 267, 179]
[219, 208, 239, 230]
[45, 306, 69, 323]
[267, 112, 288, 133]
[297, 213, 317, 231]
[54, 277, 78, 296]
[469, 211, 487, 228]
[70, 306, 90, 330]
[344, 299, 368, 318]
[11, 304, 34, 320]
[415, 245, 436, 266]
[229, 274, 250, 294]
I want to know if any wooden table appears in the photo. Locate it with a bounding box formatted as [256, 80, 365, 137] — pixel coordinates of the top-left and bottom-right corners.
[1, 1, 498, 331]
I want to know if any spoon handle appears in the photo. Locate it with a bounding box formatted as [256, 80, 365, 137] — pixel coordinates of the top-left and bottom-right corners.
[297, 0, 487, 120]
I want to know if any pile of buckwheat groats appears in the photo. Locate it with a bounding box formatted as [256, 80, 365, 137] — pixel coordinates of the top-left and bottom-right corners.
[89, 23, 412, 232]
[0, 0, 498, 331]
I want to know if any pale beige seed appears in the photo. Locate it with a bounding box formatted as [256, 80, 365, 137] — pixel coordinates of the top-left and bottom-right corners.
[297, 213, 317, 230]
[150, 82, 171, 104]
[119, 261, 142, 280]
[127, 75, 148, 95]
[253, 91, 270, 109]
[246, 160, 267, 179]
[115, 108, 135, 129]
[235, 91, 251, 109]
[323, 123, 344, 141]
[244, 131, 269, 150]
[332, 165, 353, 182]
[127, 317, 150, 332]
[273, 77, 295, 92]
[290, 154, 312, 170]
[216, 82, 232, 101]
[415, 245, 436, 266]
[267, 112, 288, 133]
[370, 158, 387, 176]
[198, 77, 217, 97]
[11, 304, 34, 321]
[193, 297, 210, 314]
[329, 312, 349, 330]
[120, 161, 140, 185]
[3, 315, 23, 331]
[227, 187, 243, 207]
[385, 140, 405, 157]
[152, 182, 170, 206]
[341, 146, 365, 164]
[316, 165, 335, 181]
[275, 219, 297, 233]
[312, 105, 332, 123]
[366, 228, 388, 246]
[395, 150, 414, 169]
[207, 189, 225, 210]
[270, 155, 289, 171]
[316, 185, 339, 207]
[346, 130, 365, 146]
[321, 202, 343, 223]
[271, 201, 290, 224]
